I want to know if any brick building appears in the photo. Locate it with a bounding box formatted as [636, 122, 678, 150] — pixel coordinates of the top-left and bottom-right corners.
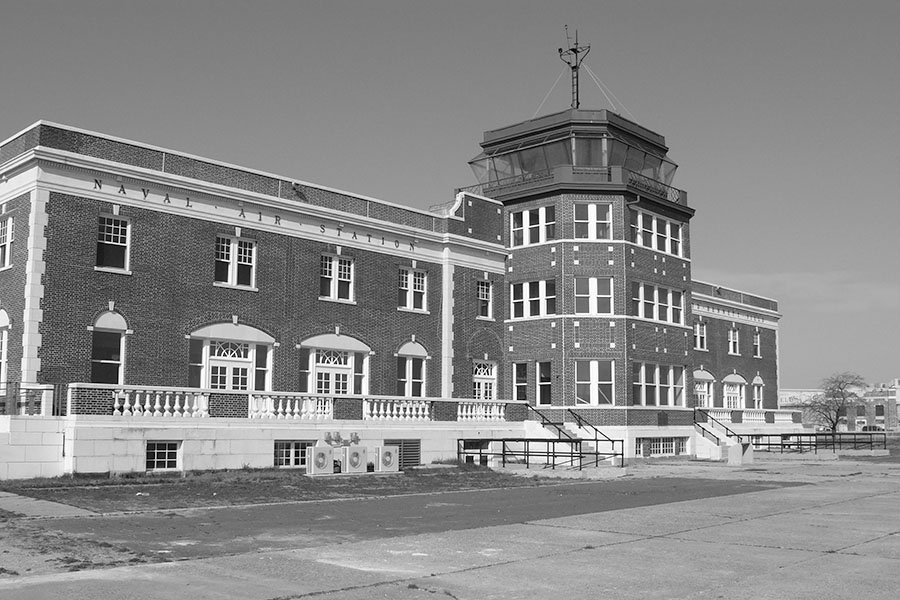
[0, 110, 797, 479]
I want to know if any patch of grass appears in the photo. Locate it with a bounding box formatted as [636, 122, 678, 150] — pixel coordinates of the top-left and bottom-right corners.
[0, 466, 559, 513]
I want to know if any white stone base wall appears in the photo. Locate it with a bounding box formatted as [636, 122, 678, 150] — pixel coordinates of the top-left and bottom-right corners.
[2, 416, 531, 480]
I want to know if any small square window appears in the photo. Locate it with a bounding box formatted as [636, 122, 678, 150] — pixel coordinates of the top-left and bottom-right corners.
[146, 441, 180, 471]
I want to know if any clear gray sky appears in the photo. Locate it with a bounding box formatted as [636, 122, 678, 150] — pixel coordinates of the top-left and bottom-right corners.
[2, 1, 898, 389]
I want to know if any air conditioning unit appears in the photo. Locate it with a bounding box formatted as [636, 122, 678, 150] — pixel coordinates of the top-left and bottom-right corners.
[341, 445, 368, 474]
[306, 444, 334, 475]
[374, 445, 400, 472]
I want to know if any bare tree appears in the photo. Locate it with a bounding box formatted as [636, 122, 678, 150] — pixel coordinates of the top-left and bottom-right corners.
[806, 372, 866, 432]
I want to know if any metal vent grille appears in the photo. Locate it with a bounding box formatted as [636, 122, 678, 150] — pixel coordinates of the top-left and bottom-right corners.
[384, 438, 422, 469]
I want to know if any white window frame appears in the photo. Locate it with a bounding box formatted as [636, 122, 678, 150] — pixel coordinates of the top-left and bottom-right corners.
[215, 235, 256, 289]
[752, 384, 764, 409]
[396, 356, 425, 397]
[724, 382, 745, 409]
[472, 361, 497, 400]
[694, 380, 713, 408]
[510, 279, 557, 319]
[319, 254, 354, 302]
[694, 322, 707, 350]
[574, 203, 612, 240]
[574, 277, 613, 315]
[398, 267, 427, 312]
[537, 361, 552, 406]
[0, 216, 13, 270]
[630, 210, 682, 256]
[299, 347, 368, 396]
[513, 362, 528, 402]
[728, 328, 741, 355]
[511, 206, 556, 247]
[91, 329, 125, 385]
[575, 359, 614, 405]
[146, 441, 180, 472]
[477, 280, 493, 320]
[0, 324, 8, 395]
[753, 331, 762, 358]
[633, 363, 685, 407]
[198, 340, 271, 392]
[96, 215, 129, 272]
[631, 282, 683, 325]
[274, 440, 313, 468]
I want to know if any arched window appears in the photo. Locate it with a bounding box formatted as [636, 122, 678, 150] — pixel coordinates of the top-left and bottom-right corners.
[693, 369, 715, 408]
[723, 373, 748, 409]
[189, 323, 274, 391]
[90, 311, 128, 384]
[396, 341, 428, 397]
[0, 309, 9, 394]
[298, 333, 370, 396]
[751, 375, 765, 409]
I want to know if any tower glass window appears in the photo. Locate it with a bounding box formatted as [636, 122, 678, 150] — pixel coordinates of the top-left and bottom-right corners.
[574, 204, 611, 240]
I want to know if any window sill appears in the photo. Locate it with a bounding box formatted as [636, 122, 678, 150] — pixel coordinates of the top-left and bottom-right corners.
[728, 352, 741, 357]
[476, 316, 495, 322]
[94, 266, 132, 276]
[398, 307, 429, 315]
[214, 282, 259, 292]
[694, 347, 709, 352]
[318, 296, 357, 305]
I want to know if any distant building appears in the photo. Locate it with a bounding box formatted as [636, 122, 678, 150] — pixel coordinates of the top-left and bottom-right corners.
[779, 381, 899, 431]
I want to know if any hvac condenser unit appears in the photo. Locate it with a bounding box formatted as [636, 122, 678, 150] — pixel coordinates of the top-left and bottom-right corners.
[306, 445, 334, 475]
[374, 445, 400, 472]
[341, 445, 368, 474]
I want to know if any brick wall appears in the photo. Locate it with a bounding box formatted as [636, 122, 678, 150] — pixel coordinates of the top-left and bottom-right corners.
[334, 397, 363, 420]
[70, 387, 115, 415]
[208, 393, 248, 418]
[452, 266, 506, 399]
[433, 400, 458, 422]
[39, 192, 446, 395]
[0, 192, 32, 385]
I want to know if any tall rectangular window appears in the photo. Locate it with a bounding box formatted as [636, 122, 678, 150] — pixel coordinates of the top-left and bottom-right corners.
[752, 384, 764, 409]
[477, 281, 493, 319]
[397, 357, 425, 397]
[724, 383, 744, 409]
[398, 267, 427, 311]
[97, 216, 129, 270]
[91, 330, 124, 384]
[575, 360, 614, 405]
[511, 206, 556, 246]
[0, 217, 13, 269]
[574, 277, 613, 315]
[472, 361, 497, 400]
[537, 361, 552, 405]
[694, 322, 707, 350]
[510, 280, 557, 318]
[320, 255, 354, 301]
[728, 328, 740, 355]
[633, 363, 685, 407]
[753, 331, 762, 357]
[694, 380, 713, 408]
[513, 362, 528, 402]
[631, 282, 684, 325]
[629, 209, 683, 257]
[574, 204, 611, 240]
[215, 235, 255, 287]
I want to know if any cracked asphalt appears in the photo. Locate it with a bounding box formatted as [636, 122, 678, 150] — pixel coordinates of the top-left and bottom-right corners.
[2, 459, 899, 599]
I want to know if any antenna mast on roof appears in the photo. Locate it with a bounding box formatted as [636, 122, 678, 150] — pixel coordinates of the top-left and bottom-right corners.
[558, 26, 590, 109]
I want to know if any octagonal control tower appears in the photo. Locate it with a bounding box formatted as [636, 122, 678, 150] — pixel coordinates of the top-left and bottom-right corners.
[462, 107, 697, 432]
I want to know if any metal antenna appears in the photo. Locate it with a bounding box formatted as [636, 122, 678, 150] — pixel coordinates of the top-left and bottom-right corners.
[558, 26, 590, 109]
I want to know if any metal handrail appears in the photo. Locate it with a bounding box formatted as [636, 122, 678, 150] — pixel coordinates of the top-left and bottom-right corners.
[695, 408, 745, 443]
[457, 438, 589, 471]
[751, 432, 887, 454]
[566, 409, 625, 467]
[525, 404, 578, 440]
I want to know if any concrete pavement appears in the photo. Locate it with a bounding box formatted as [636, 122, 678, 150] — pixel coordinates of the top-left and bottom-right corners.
[1, 458, 899, 599]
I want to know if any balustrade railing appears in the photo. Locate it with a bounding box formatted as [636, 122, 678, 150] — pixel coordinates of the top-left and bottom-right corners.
[458, 401, 505, 421]
[743, 409, 766, 423]
[364, 398, 431, 421]
[248, 394, 333, 420]
[113, 387, 209, 417]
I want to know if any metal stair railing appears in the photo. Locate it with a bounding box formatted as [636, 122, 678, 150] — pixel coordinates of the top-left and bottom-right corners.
[525, 404, 579, 440]
[694, 408, 745, 444]
[565, 409, 625, 468]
